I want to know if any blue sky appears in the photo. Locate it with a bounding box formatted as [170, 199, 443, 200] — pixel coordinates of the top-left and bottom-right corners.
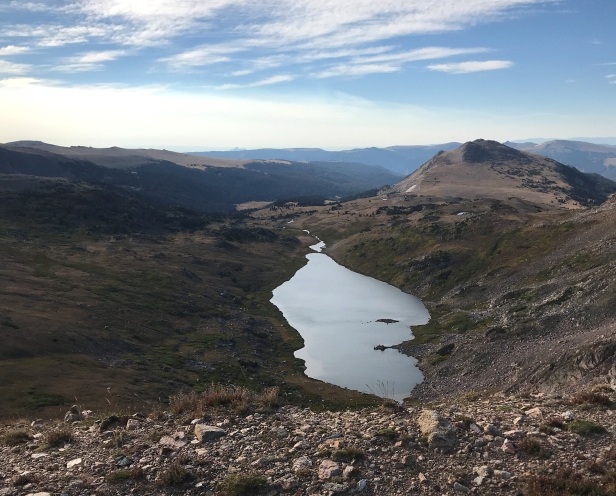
[0, 0, 614, 149]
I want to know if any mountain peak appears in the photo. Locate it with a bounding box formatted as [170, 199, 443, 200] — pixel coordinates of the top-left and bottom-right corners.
[457, 139, 531, 164]
[393, 139, 616, 208]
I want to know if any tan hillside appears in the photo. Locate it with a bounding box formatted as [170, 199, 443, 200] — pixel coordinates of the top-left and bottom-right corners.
[394, 139, 606, 209]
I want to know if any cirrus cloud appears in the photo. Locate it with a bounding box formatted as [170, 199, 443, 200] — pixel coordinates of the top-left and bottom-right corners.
[427, 60, 514, 74]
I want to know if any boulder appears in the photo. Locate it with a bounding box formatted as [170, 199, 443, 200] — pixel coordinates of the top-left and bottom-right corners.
[194, 424, 227, 443]
[159, 431, 189, 449]
[318, 460, 341, 479]
[417, 410, 457, 452]
[64, 405, 83, 423]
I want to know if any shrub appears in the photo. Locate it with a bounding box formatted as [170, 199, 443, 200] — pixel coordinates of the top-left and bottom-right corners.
[518, 437, 551, 459]
[373, 428, 398, 440]
[1, 429, 33, 446]
[567, 420, 607, 436]
[526, 468, 604, 496]
[44, 426, 74, 448]
[571, 391, 613, 407]
[156, 463, 191, 487]
[220, 474, 268, 496]
[106, 469, 132, 484]
[332, 446, 365, 462]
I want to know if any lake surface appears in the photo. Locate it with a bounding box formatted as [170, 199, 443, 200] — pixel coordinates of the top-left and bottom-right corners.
[271, 242, 429, 402]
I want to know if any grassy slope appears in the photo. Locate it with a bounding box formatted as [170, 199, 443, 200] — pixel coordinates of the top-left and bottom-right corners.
[0, 181, 378, 417]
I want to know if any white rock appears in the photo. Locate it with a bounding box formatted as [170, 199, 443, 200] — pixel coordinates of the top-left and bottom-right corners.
[67, 458, 82, 469]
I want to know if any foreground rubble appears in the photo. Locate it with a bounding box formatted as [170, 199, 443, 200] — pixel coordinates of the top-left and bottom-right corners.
[1, 389, 615, 495]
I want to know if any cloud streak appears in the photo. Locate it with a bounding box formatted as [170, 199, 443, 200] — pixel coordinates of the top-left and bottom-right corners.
[428, 60, 513, 74]
[216, 74, 295, 90]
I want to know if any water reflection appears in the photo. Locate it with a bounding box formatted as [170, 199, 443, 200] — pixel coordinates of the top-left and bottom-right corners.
[271, 244, 429, 402]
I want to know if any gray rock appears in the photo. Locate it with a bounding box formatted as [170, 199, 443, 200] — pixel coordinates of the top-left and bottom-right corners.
[454, 482, 470, 493]
[562, 410, 575, 421]
[484, 423, 501, 436]
[275, 474, 299, 490]
[503, 430, 526, 440]
[469, 423, 482, 434]
[322, 482, 347, 493]
[64, 405, 83, 423]
[474, 465, 493, 478]
[494, 469, 512, 480]
[293, 456, 313, 473]
[116, 456, 132, 467]
[357, 479, 368, 492]
[194, 424, 227, 443]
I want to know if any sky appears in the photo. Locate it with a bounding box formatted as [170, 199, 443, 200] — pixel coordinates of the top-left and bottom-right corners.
[0, 0, 615, 150]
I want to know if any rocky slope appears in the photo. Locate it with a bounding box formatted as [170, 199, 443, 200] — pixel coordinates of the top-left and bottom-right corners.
[1, 387, 615, 496]
[285, 140, 616, 402]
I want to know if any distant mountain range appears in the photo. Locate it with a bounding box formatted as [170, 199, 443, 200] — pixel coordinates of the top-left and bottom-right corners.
[193, 139, 616, 181]
[505, 140, 616, 180]
[0, 142, 401, 212]
[190, 143, 462, 176]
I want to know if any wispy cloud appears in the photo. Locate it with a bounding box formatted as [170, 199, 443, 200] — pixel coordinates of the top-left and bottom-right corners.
[4, 2, 54, 13]
[0, 59, 31, 75]
[159, 46, 242, 71]
[0, 45, 30, 56]
[428, 60, 513, 74]
[313, 64, 399, 79]
[216, 74, 294, 90]
[607, 74, 616, 85]
[55, 50, 128, 72]
[313, 47, 490, 78]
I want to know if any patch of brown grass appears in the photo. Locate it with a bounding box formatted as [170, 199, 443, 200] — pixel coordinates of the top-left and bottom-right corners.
[1, 429, 33, 446]
[527, 468, 616, 496]
[169, 384, 279, 416]
[571, 391, 613, 407]
[156, 463, 191, 487]
[43, 425, 74, 448]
